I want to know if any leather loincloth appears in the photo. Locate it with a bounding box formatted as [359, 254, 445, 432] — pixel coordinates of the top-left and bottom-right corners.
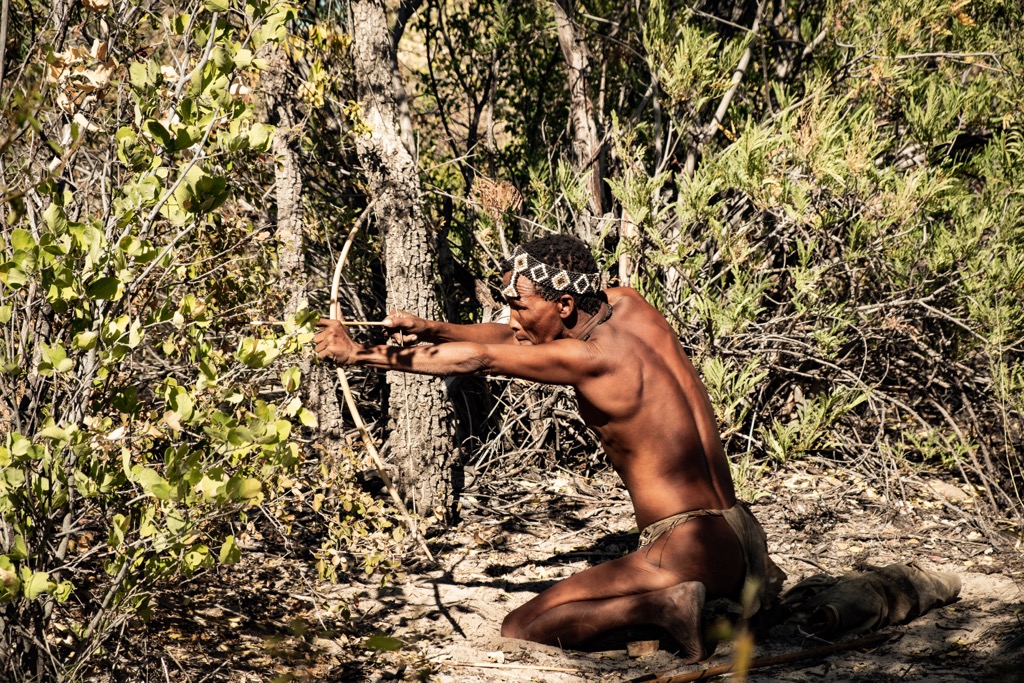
[638, 503, 786, 618]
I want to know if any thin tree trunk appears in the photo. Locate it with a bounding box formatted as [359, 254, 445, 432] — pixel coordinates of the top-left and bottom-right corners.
[391, 0, 423, 156]
[351, 0, 457, 520]
[264, 49, 306, 317]
[551, 0, 605, 239]
[260, 48, 347, 448]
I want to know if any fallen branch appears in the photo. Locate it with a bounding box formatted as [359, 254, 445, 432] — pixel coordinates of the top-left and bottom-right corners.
[436, 660, 583, 674]
[625, 631, 893, 683]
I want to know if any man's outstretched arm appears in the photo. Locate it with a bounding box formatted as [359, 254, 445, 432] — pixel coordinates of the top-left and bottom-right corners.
[315, 318, 608, 386]
[383, 309, 516, 346]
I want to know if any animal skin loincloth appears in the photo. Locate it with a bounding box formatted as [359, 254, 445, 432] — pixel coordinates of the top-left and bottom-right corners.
[638, 503, 786, 618]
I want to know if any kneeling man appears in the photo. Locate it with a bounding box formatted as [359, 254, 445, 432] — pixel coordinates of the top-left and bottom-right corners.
[314, 234, 783, 660]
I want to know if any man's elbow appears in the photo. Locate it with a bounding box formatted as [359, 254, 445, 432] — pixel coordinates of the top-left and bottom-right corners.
[458, 348, 492, 375]
[416, 343, 491, 376]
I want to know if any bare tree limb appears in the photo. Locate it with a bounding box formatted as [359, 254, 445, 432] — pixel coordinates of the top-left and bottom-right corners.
[551, 0, 606, 228]
[684, 0, 768, 177]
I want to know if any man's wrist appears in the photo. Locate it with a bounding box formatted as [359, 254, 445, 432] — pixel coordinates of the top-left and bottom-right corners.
[423, 320, 443, 341]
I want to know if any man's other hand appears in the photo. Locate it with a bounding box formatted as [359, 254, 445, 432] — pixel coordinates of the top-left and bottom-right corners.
[314, 318, 358, 364]
[382, 309, 429, 345]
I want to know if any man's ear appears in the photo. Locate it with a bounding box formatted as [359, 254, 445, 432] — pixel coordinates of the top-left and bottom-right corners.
[557, 294, 575, 319]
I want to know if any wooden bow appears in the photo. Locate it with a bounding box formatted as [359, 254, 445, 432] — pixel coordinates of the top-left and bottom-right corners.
[328, 205, 435, 564]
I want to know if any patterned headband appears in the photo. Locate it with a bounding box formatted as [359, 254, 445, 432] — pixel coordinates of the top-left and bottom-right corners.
[501, 245, 602, 299]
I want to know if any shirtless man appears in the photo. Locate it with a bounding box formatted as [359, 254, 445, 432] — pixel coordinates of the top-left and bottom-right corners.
[314, 234, 783, 661]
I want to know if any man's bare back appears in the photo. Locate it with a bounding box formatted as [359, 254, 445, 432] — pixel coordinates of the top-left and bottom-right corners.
[572, 286, 737, 528]
[314, 235, 781, 660]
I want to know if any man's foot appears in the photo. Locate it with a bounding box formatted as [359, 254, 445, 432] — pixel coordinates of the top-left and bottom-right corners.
[656, 581, 708, 663]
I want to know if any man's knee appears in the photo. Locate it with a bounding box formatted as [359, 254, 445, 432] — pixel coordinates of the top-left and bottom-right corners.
[500, 606, 530, 639]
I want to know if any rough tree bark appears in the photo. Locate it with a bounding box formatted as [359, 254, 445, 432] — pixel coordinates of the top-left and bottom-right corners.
[390, 0, 423, 156]
[260, 46, 348, 444]
[350, 0, 458, 520]
[263, 48, 306, 318]
[551, 0, 606, 240]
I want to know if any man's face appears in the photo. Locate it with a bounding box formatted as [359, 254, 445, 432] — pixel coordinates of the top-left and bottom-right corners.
[501, 272, 565, 345]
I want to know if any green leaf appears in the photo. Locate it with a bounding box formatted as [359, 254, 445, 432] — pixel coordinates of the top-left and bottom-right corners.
[87, 276, 122, 300]
[129, 62, 151, 89]
[9, 536, 28, 561]
[183, 545, 210, 572]
[248, 122, 272, 152]
[73, 330, 98, 350]
[219, 535, 241, 564]
[173, 126, 195, 150]
[0, 262, 28, 289]
[145, 120, 173, 148]
[195, 472, 226, 501]
[204, 0, 228, 10]
[212, 46, 233, 72]
[297, 407, 318, 428]
[171, 13, 191, 34]
[234, 48, 253, 69]
[38, 425, 71, 441]
[10, 228, 35, 251]
[0, 305, 11, 324]
[22, 570, 53, 600]
[39, 342, 74, 374]
[42, 203, 67, 233]
[3, 468, 25, 489]
[131, 466, 173, 500]
[226, 476, 262, 502]
[364, 633, 404, 652]
[168, 386, 194, 421]
[281, 366, 300, 393]
[53, 581, 73, 603]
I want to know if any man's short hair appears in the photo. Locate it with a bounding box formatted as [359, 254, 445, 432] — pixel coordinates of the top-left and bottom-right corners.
[503, 234, 605, 315]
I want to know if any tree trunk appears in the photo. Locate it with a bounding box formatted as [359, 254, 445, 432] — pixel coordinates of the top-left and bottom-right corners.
[259, 47, 349, 447]
[351, 0, 457, 521]
[264, 48, 307, 318]
[551, 0, 606, 239]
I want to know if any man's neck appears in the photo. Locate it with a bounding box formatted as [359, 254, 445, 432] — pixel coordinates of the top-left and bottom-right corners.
[566, 301, 612, 341]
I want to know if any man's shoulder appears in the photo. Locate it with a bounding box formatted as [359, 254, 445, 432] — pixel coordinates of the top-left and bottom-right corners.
[606, 286, 654, 313]
[606, 286, 644, 302]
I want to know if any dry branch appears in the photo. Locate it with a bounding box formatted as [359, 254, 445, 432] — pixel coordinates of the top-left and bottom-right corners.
[684, 0, 768, 176]
[625, 631, 893, 683]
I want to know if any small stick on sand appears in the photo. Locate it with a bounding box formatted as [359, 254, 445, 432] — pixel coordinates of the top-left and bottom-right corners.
[625, 631, 893, 683]
[436, 661, 583, 674]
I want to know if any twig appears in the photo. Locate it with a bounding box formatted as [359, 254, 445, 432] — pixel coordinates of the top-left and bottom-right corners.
[892, 51, 997, 61]
[625, 631, 893, 683]
[172, 13, 219, 102]
[436, 661, 583, 673]
[0, 0, 9, 99]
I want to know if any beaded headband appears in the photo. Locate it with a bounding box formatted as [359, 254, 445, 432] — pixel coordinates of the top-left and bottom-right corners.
[501, 245, 602, 300]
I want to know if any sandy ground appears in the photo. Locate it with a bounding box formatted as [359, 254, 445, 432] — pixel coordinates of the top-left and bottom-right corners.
[333, 462, 1024, 683]
[112, 460, 1024, 682]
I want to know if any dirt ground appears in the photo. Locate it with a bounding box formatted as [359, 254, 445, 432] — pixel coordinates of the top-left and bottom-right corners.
[108, 460, 1024, 683]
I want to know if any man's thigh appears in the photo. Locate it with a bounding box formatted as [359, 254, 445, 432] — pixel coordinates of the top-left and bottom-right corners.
[511, 516, 743, 620]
